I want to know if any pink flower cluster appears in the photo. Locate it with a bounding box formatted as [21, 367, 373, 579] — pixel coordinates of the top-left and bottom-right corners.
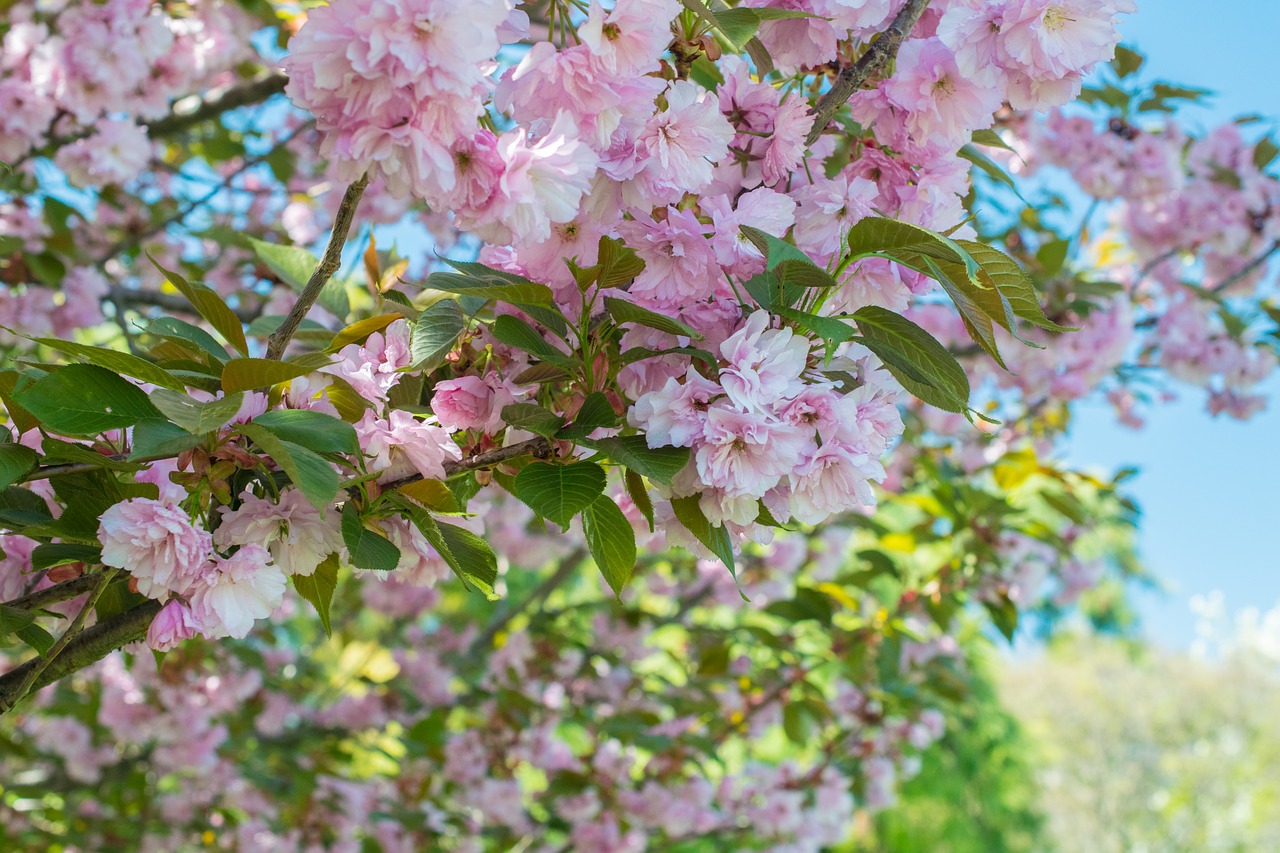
[630, 311, 903, 534]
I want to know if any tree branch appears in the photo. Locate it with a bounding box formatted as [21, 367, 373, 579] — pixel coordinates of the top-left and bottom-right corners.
[1211, 239, 1280, 294]
[804, 0, 930, 146]
[145, 72, 289, 139]
[0, 570, 128, 716]
[266, 173, 369, 359]
[4, 575, 99, 612]
[381, 436, 556, 493]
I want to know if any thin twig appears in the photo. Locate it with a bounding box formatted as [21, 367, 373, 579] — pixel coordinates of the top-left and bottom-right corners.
[1211, 239, 1280, 293]
[0, 568, 118, 714]
[266, 173, 370, 359]
[381, 436, 555, 492]
[805, 0, 930, 146]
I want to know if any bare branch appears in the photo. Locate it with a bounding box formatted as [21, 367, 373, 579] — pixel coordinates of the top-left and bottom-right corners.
[145, 72, 289, 139]
[4, 575, 99, 612]
[805, 0, 930, 147]
[266, 173, 370, 359]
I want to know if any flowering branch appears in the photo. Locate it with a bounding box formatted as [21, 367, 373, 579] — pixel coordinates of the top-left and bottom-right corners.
[266, 172, 370, 359]
[381, 436, 556, 492]
[805, 0, 931, 146]
[0, 569, 122, 715]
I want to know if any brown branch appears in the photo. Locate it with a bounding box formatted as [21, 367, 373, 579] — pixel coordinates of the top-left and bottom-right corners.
[145, 72, 289, 139]
[0, 569, 120, 715]
[381, 436, 555, 493]
[4, 574, 99, 612]
[0, 599, 160, 716]
[1211, 239, 1280, 294]
[805, 0, 930, 146]
[266, 173, 369, 359]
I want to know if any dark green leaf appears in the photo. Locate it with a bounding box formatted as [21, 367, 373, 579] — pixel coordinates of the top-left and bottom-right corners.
[0, 444, 36, 490]
[670, 495, 738, 585]
[402, 504, 499, 598]
[586, 436, 690, 485]
[852, 306, 971, 414]
[624, 468, 654, 532]
[222, 357, 327, 393]
[31, 543, 101, 572]
[491, 315, 575, 368]
[246, 237, 349, 319]
[241, 423, 339, 509]
[513, 461, 607, 528]
[251, 410, 359, 455]
[558, 392, 619, 439]
[130, 419, 205, 460]
[424, 271, 554, 307]
[147, 254, 248, 355]
[150, 389, 245, 434]
[14, 364, 163, 436]
[410, 299, 465, 371]
[500, 403, 565, 437]
[142, 317, 230, 363]
[340, 503, 400, 571]
[581, 496, 637, 598]
[293, 553, 340, 637]
[604, 297, 703, 339]
[30, 339, 185, 390]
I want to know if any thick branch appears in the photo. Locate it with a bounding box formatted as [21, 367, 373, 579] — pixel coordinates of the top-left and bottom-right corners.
[266, 173, 370, 360]
[0, 582, 155, 716]
[4, 575, 99, 612]
[145, 72, 289, 139]
[805, 0, 930, 146]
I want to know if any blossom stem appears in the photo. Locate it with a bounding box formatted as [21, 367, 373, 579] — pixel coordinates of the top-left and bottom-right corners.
[266, 172, 370, 360]
[804, 0, 931, 147]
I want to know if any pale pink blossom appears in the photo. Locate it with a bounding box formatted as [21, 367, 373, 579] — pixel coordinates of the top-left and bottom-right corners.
[629, 368, 723, 449]
[718, 311, 811, 412]
[215, 488, 343, 577]
[636, 81, 734, 202]
[694, 403, 807, 498]
[146, 599, 204, 651]
[98, 499, 213, 599]
[357, 410, 463, 482]
[190, 544, 287, 640]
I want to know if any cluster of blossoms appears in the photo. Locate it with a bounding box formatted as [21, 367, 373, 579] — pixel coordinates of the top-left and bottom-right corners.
[3, 517, 961, 851]
[631, 311, 903, 531]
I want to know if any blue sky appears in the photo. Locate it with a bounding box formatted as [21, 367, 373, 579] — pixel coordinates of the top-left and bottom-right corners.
[1066, 1, 1280, 645]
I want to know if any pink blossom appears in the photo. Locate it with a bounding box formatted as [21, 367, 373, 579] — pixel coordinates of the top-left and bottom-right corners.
[580, 0, 678, 76]
[793, 174, 879, 261]
[190, 544, 287, 640]
[54, 118, 152, 188]
[629, 368, 723, 449]
[618, 208, 723, 310]
[323, 319, 412, 403]
[357, 410, 463, 482]
[1000, 0, 1125, 79]
[787, 441, 882, 524]
[694, 403, 807, 498]
[214, 488, 343, 577]
[718, 311, 811, 412]
[636, 81, 734, 202]
[882, 38, 1002, 147]
[705, 188, 798, 277]
[98, 499, 213, 599]
[431, 376, 494, 433]
[146, 600, 203, 652]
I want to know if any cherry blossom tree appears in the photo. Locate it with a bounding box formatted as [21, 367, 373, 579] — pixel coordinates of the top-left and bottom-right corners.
[0, 0, 1275, 848]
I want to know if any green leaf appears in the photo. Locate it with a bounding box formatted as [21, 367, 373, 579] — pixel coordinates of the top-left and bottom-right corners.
[293, 552, 340, 637]
[16, 622, 54, 655]
[1255, 136, 1280, 171]
[30, 339, 185, 390]
[846, 217, 980, 284]
[742, 271, 804, 312]
[513, 461, 607, 528]
[147, 254, 248, 355]
[500, 403, 565, 438]
[605, 297, 703, 339]
[586, 436, 690, 485]
[94, 576, 145, 622]
[712, 7, 817, 48]
[958, 144, 1020, 193]
[424, 271, 554, 307]
[129, 417, 204, 458]
[1111, 44, 1145, 78]
[1036, 238, 1070, 276]
[670, 495, 737, 581]
[624, 468, 654, 532]
[594, 236, 646, 289]
[410, 299, 465, 370]
[150, 389, 245, 434]
[0, 604, 35, 637]
[40, 439, 141, 472]
[491, 315, 575, 368]
[142, 317, 230, 363]
[222, 357, 327, 393]
[340, 503, 400, 571]
[985, 594, 1019, 643]
[581, 496, 637, 598]
[31, 543, 101, 571]
[773, 259, 839, 289]
[956, 240, 1074, 332]
[970, 128, 1015, 152]
[918, 255, 1009, 367]
[401, 503, 498, 597]
[246, 237, 349, 319]
[14, 364, 164, 436]
[740, 225, 813, 269]
[778, 307, 854, 360]
[0, 444, 36, 490]
[251, 410, 358, 455]
[558, 392, 619, 440]
[241, 423, 339, 510]
[852, 306, 971, 414]
[0, 486, 55, 530]
[618, 345, 718, 369]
